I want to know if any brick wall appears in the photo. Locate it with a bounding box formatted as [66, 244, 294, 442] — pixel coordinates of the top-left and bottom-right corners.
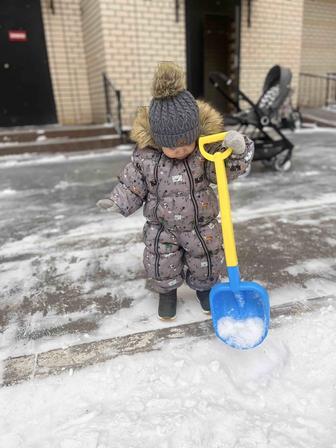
[99, 0, 186, 127]
[44, 0, 335, 125]
[299, 0, 336, 107]
[41, 0, 92, 124]
[81, 0, 106, 123]
[301, 0, 336, 75]
[239, 0, 305, 106]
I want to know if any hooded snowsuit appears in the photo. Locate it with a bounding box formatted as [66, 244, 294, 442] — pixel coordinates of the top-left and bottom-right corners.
[110, 101, 254, 293]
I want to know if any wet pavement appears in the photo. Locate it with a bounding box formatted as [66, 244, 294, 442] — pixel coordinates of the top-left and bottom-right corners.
[0, 129, 336, 377]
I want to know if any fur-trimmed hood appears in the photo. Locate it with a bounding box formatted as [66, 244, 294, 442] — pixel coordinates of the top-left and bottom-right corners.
[130, 100, 224, 149]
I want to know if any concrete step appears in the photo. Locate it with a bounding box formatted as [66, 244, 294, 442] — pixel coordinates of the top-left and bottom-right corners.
[0, 124, 118, 144]
[2, 295, 334, 386]
[301, 107, 336, 128]
[0, 134, 123, 156]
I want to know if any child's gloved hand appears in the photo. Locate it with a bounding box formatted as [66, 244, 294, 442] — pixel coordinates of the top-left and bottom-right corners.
[96, 198, 120, 212]
[222, 130, 246, 155]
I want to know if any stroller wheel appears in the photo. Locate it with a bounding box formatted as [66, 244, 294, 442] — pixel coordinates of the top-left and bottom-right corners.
[274, 159, 292, 171]
[292, 111, 302, 130]
[273, 150, 292, 172]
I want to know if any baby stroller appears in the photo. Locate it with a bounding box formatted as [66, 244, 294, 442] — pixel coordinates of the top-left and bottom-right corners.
[209, 65, 299, 171]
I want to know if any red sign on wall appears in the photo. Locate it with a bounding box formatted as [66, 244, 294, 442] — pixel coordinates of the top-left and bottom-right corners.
[8, 30, 28, 42]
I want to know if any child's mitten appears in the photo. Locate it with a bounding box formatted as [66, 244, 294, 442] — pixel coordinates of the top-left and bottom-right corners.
[96, 198, 120, 212]
[222, 130, 246, 155]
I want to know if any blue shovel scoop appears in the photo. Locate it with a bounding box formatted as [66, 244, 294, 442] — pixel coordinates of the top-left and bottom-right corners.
[199, 132, 270, 349]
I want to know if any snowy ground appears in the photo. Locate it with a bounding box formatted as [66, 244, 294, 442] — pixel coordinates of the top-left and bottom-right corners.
[1, 306, 336, 447]
[0, 129, 336, 446]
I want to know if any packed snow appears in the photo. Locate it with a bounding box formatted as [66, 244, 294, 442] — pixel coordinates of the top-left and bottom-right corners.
[1, 306, 336, 447]
[217, 317, 264, 348]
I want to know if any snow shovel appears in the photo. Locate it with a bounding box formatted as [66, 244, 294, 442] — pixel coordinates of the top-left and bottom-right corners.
[198, 132, 270, 350]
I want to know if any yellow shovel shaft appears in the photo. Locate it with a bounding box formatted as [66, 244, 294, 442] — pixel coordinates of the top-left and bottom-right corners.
[198, 133, 238, 268]
[213, 152, 238, 267]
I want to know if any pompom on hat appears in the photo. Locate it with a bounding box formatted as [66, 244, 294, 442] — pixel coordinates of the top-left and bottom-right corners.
[149, 62, 200, 148]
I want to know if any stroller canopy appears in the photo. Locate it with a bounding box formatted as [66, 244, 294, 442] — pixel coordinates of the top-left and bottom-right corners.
[258, 65, 293, 114]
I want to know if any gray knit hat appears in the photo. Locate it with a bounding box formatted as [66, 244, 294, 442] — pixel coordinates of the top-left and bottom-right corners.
[149, 62, 200, 148]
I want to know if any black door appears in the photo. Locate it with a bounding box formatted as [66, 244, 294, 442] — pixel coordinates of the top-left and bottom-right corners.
[186, 0, 241, 114]
[0, 0, 57, 126]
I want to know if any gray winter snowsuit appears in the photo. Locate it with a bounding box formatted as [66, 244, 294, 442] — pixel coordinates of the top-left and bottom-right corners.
[110, 101, 254, 293]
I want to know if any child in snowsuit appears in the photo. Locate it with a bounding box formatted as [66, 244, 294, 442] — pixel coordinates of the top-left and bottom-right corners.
[97, 62, 254, 320]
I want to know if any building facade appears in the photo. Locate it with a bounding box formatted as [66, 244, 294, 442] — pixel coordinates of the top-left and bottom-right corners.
[1, 0, 336, 128]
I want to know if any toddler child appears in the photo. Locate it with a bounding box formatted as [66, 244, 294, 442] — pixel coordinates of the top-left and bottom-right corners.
[97, 62, 254, 320]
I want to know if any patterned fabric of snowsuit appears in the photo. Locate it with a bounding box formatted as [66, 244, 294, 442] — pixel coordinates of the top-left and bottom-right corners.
[110, 101, 254, 293]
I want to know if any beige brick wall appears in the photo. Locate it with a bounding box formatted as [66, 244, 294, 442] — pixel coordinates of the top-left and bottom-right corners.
[299, 0, 336, 107]
[100, 0, 186, 127]
[81, 0, 106, 123]
[45, 0, 335, 125]
[41, 0, 92, 124]
[239, 0, 305, 106]
[301, 0, 336, 75]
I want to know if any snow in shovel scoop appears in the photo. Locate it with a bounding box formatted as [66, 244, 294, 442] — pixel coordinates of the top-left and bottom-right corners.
[217, 317, 264, 349]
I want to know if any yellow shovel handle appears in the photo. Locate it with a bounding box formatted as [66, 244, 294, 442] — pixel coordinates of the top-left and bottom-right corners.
[198, 133, 238, 267]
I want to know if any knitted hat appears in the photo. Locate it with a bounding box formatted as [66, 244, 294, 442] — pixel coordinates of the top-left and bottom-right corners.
[149, 62, 200, 148]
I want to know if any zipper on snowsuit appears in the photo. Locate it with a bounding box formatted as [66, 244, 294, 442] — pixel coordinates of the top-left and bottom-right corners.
[153, 154, 164, 279]
[183, 159, 212, 278]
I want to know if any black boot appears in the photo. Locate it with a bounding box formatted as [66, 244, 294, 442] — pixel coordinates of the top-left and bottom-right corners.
[158, 289, 177, 320]
[196, 290, 211, 314]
